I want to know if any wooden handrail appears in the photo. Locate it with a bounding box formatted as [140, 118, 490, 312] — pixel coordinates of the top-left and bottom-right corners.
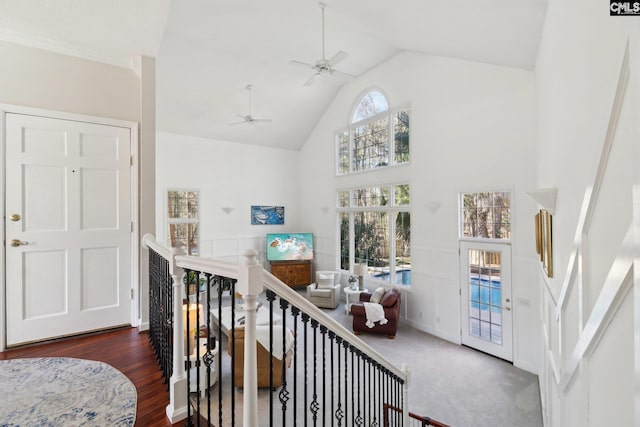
[383, 403, 450, 427]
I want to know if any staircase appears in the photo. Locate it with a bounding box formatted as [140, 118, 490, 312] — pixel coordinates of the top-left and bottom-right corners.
[142, 234, 425, 426]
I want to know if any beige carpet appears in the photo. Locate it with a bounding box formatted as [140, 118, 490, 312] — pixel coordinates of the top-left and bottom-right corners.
[324, 301, 543, 427]
[197, 294, 542, 427]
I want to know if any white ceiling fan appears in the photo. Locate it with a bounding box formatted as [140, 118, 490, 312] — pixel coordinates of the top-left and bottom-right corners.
[228, 84, 273, 126]
[289, 2, 355, 86]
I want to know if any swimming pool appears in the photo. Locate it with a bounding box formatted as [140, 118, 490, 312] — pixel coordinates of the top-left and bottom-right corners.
[469, 276, 501, 307]
[468, 276, 503, 344]
[373, 269, 411, 285]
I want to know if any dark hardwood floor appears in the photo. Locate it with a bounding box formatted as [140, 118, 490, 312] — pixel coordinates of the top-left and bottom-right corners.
[1, 327, 179, 426]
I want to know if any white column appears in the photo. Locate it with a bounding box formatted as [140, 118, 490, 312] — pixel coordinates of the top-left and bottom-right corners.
[237, 249, 264, 427]
[166, 244, 188, 423]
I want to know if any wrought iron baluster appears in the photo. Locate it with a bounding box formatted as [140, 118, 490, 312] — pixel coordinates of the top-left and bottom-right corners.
[165, 261, 172, 385]
[320, 325, 328, 427]
[365, 358, 375, 425]
[301, 312, 310, 426]
[343, 340, 350, 425]
[184, 268, 193, 425]
[353, 349, 363, 426]
[335, 336, 344, 427]
[393, 372, 398, 427]
[328, 331, 335, 427]
[266, 290, 277, 425]
[377, 362, 382, 427]
[211, 277, 221, 427]
[194, 271, 202, 422]
[384, 368, 389, 426]
[310, 319, 320, 425]
[203, 273, 213, 426]
[288, 306, 300, 427]
[280, 300, 288, 407]
[231, 280, 236, 427]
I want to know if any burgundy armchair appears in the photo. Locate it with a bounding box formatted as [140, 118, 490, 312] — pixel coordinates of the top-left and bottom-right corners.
[351, 288, 401, 339]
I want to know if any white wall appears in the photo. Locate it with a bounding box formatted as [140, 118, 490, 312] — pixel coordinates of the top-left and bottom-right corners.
[536, 0, 640, 425]
[156, 132, 301, 266]
[0, 41, 140, 121]
[298, 51, 540, 372]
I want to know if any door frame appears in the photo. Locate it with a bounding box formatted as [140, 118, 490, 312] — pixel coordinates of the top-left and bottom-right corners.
[0, 104, 139, 351]
[459, 240, 514, 361]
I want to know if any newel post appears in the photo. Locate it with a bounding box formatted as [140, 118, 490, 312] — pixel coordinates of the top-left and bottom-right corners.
[166, 243, 188, 423]
[237, 249, 264, 427]
[402, 363, 411, 426]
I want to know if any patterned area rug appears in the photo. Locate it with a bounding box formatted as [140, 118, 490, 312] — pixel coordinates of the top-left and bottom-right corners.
[0, 357, 136, 426]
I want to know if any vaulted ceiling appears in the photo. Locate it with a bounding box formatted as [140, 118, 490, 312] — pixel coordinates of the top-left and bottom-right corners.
[0, 0, 547, 150]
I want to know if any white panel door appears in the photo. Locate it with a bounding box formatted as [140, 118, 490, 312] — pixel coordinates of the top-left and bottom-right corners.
[5, 113, 132, 346]
[460, 241, 513, 361]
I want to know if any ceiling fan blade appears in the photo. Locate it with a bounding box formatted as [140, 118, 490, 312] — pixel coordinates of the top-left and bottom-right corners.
[331, 68, 357, 79]
[327, 51, 348, 67]
[228, 120, 248, 126]
[252, 118, 272, 123]
[289, 59, 315, 69]
[304, 72, 321, 87]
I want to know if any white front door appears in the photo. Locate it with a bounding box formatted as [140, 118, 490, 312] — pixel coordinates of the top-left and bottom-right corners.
[5, 113, 132, 346]
[460, 241, 513, 361]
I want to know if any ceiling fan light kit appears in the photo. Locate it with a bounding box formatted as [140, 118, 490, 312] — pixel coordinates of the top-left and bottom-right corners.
[289, 1, 355, 86]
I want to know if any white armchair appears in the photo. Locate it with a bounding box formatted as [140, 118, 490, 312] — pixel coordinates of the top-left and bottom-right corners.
[306, 271, 341, 309]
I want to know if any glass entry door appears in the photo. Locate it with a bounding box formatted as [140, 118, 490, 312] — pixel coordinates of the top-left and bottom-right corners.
[460, 241, 513, 361]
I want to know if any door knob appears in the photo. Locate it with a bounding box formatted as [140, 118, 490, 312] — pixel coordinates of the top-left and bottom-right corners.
[10, 239, 28, 247]
[9, 214, 20, 222]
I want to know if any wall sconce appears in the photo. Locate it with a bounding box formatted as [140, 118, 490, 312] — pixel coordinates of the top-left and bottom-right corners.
[424, 201, 441, 214]
[354, 263, 368, 291]
[221, 206, 234, 215]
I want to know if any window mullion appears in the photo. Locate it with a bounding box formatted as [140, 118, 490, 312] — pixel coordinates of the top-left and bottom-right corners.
[389, 210, 396, 284]
[349, 128, 354, 174]
[388, 111, 394, 166]
[349, 212, 355, 271]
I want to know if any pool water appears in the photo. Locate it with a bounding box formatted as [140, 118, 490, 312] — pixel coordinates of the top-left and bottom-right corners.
[469, 276, 501, 307]
[373, 269, 411, 285]
[468, 276, 502, 344]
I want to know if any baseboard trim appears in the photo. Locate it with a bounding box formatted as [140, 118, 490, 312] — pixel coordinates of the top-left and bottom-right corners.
[514, 358, 539, 375]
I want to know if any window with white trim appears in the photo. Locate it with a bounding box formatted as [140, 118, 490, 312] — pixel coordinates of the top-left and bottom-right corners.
[167, 190, 199, 255]
[336, 89, 410, 175]
[460, 191, 511, 240]
[338, 184, 411, 286]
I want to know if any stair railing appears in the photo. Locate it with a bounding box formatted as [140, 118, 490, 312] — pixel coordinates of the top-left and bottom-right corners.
[143, 233, 410, 426]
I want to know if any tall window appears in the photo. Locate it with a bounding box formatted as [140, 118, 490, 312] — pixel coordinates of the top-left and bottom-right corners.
[460, 191, 511, 240]
[337, 89, 410, 175]
[339, 184, 411, 286]
[167, 190, 199, 255]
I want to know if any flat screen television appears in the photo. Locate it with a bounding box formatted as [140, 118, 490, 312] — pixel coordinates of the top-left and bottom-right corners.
[266, 233, 314, 261]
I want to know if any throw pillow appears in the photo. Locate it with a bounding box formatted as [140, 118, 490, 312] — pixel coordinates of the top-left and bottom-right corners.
[370, 287, 386, 304]
[380, 289, 399, 308]
[317, 273, 334, 289]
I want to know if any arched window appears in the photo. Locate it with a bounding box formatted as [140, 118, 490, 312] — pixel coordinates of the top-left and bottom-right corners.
[336, 89, 410, 175]
[351, 90, 389, 123]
